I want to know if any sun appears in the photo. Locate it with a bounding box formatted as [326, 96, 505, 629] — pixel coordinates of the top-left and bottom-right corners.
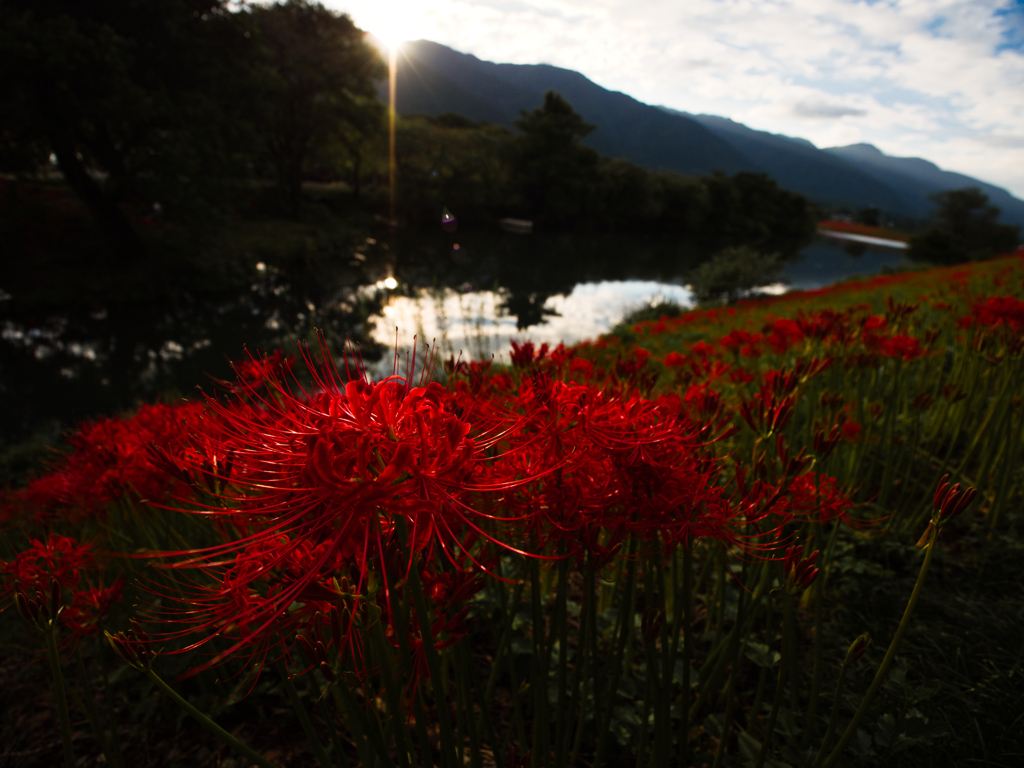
[369, 18, 414, 50]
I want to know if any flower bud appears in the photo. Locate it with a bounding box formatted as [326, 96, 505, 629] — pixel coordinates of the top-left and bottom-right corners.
[845, 633, 870, 664]
[106, 621, 155, 668]
[49, 579, 62, 621]
[783, 546, 820, 593]
[14, 591, 36, 625]
[318, 661, 336, 682]
[916, 521, 935, 549]
[932, 474, 977, 522]
[813, 425, 841, 460]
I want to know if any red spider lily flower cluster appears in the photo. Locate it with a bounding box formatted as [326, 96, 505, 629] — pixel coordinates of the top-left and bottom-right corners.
[2, 403, 211, 524]
[135, 344, 528, 675]
[2, 535, 124, 641]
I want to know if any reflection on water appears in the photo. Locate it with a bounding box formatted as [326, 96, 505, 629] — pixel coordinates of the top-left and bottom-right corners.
[371, 280, 693, 369]
[376, 232, 908, 367]
[781, 237, 908, 290]
[1, 227, 906, 446]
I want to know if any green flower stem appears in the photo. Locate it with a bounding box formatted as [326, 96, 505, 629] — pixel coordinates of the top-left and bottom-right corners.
[314, 691, 348, 768]
[655, 555, 674, 768]
[330, 679, 377, 768]
[529, 557, 547, 768]
[568, 566, 598, 768]
[712, 632, 749, 768]
[593, 544, 637, 768]
[678, 545, 693, 768]
[753, 590, 793, 768]
[45, 624, 75, 768]
[407, 563, 460, 768]
[553, 554, 571, 767]
[800, 546, 825, 753]
[72, 647, 114, 767]
[274, 659, 333, 768]
[369, 620, 416, 768]
[820, 524, 939, 768]
[142, 666, 281, 768]
[558, 562, 590, 768]
[810, 663, 851, 768]
[953, 362, 1013, 477]
[95, 631, 126, 768]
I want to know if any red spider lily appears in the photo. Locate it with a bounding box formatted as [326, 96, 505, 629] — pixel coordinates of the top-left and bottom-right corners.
[2, 535, 94, 594]
[942, 384, 967, 403]
[875, 334, 926, 361]
[139, 343, 539, 675]
[683, 383, 722, 417]
[8, 402, 210, 523]
[613, 348, 652, 382]
[839, 418, 863, 443]
[61, 579, 125, 638]
[969, 296, 1024, 332]
[729, 367, 755, 385]
[569, 358, 595, 378]
[215, 349, 295, 393]
[783, 473, 854, 526]
[764, 318, 805, 354]
[3, 535, 123, 641]
[663, 351, 687, 368]
[885, 297, 919, 324]
[510, 340, 550, 368]
[720, 329, 763, 358]
[795, 309, 849, 342]
[845, 633, 870, 664]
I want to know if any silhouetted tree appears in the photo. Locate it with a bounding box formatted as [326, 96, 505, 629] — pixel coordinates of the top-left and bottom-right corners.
[909, 188, 1020, 264]
[0, 0, 258, 262]
[513, 91, 599, 224]
[688, 245, 782, 304]
[251, 0, 384, 217]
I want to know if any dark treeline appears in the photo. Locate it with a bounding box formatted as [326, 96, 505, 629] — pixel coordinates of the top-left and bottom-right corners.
[397, 92, 816, 256]
[2, 1, 816, 266]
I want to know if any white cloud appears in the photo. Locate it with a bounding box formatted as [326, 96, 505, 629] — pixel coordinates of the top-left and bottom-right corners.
[329, 0, 1024, 197]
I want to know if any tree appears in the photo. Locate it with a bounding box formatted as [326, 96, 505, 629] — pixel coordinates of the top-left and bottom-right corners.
[909, 188, 1020, 265]
[250, 0, 384, 218]
[688, 246, 783, 304]
[699, 172, 816, 256]
[512, 91, 599, 224]
[0, 0, 259, 262]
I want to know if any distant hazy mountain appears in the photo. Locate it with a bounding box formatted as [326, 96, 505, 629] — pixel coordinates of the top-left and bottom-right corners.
[393, 40, 1024, 227]
[396, 41, 753, 175]
[821, 143, 1024, 224]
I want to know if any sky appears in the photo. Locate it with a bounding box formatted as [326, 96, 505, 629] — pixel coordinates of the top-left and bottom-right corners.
[327, 0, 1024, 199]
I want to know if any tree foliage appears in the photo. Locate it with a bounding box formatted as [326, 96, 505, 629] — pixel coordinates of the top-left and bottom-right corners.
[0, 0, 259, 262]
[688, 245, 783, 304]
[909, 188, 1020, 265]
[250, 0, 384, 217]
[512, 90, 599, 224]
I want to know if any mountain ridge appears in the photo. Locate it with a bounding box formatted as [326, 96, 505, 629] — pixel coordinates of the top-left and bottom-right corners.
[393, 40, 1024, 228]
